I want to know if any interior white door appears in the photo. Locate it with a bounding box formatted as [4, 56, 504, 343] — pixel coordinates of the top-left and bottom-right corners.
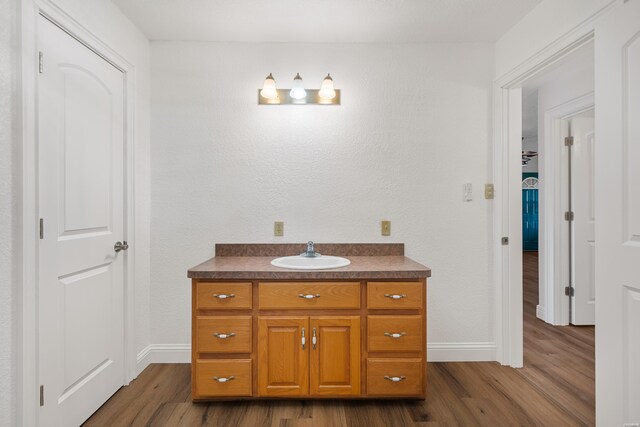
[570, 113, 595, 325]
[595, 1, 640, 424]
[38, 16, 126, 427]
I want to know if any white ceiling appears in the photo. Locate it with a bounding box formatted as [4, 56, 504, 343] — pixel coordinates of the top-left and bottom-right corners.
[112, 0, 541, 43]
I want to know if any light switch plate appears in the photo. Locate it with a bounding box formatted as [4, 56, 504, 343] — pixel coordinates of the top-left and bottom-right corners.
[274, 221, 284, 236]
[485, 184, 495, 199]
[463, 183, 473, 202]
[381, 220, 391, 236]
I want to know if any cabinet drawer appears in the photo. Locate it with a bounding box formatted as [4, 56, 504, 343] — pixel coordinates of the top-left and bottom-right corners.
[367, 315, 423, 352]
[196, 282, 252, 310]
[367, 282, 423, 309]
[367, 358, 424, 396]
[196, 316, 252, 353]
[259, 282, 360, 309]
[195, 359, 252, 397]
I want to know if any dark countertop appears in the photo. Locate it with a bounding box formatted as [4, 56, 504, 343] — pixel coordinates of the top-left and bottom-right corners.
[187, 255, 431, 280]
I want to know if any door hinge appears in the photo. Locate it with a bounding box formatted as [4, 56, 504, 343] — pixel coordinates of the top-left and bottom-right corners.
[501, 236, 509, 245]
[39, 51, 43, 74]
[39, 385, 44, 406]
[565, 286, 574, 297]
[39, 218, 44, 239]
[564, 211, 574, 221]
[564, 136, 574, 146]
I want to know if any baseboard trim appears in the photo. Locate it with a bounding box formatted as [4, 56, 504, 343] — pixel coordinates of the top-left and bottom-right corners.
[136, 342, 497, 372]
[136, 344, 191, 375]
[536, 304, 546, 322]
[426, 342, 496, 362]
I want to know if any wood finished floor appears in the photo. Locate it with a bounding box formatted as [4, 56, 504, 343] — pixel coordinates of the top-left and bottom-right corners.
[84, 252, 594, 426]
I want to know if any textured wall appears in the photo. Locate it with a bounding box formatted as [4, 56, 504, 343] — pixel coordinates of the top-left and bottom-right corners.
[0, 0, 17, 424]
[151, 42, 494, 349]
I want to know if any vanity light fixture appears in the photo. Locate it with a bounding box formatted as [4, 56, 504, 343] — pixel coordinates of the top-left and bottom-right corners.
[258, 73, 341, 105]
[318, 74, 336, 100]
[289, 73, 307, 100]
[260, 73, 278, 100]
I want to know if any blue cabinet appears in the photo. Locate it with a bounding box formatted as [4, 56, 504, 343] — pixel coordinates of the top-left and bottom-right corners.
[522, 185, 539, 251]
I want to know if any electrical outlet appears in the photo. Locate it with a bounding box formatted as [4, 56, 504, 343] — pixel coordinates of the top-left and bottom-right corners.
[381, 220, 391, 236]
[485, 184, 494, 199]
[274, 221, 284, 236]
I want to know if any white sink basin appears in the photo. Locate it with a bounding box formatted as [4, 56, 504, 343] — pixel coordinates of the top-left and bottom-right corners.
[271, 255, 351, 270]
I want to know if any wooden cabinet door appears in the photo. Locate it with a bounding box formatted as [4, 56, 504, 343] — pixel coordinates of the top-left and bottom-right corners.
[310, 316, 361, 396]
[258, 316, 309, 396]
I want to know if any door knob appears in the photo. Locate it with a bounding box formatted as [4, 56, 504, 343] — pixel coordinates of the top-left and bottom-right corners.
[114, 241, 129, 252]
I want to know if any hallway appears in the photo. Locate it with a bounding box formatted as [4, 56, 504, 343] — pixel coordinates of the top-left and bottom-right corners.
[521, 251, 595, 424]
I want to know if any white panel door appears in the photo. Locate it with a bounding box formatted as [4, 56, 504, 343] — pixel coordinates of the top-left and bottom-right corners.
[595, 1, 640, 424]
[570, 114, 595, 325]
[38, 16, 126, 427]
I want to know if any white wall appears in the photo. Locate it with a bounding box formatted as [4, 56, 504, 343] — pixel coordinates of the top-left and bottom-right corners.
[522, 136, 538, 173]
[43, 0, 152, 366]
[522, 88, 538, 173]
[150, 42, 495, 358]
[495, 0, 614, 79]
[0, 0, 18, 424]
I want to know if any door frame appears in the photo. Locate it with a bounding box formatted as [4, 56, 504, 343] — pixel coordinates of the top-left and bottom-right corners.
[492, 1, 617, 367]
[19, 1, 138, 425]
[541, 96, 594, 326]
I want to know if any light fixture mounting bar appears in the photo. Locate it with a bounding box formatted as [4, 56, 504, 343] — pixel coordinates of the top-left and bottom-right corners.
[258, 89, 341, 105]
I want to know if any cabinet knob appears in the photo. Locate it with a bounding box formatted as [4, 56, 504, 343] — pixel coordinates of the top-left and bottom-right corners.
[301, 327, 306, 349]
[212, 293, 235, 299]
[384, 332, 407, 339]
[213, 376, 235, 383]
[384, 375, 406, 382]
[298, 294, 321, 299]
[384, 293, 407, 300]
[212, 332, 236, 339]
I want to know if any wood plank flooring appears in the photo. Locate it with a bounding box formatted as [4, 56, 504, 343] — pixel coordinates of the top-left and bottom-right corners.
[84, 252, 594, 426]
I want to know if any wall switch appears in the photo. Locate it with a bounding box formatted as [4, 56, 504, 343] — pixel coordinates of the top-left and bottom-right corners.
[381, 220, 391, 236]
[463, 183, 473, 202]
[274, 221, 284, 236]
[485, 184, 495, 199]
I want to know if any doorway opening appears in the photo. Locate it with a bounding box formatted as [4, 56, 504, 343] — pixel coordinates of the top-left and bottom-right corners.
[519, 41, 595, 330]
[515, 41, 596, 422]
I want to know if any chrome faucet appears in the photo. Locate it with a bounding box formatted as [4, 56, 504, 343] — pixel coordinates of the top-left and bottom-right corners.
[300, 241, 321, 258]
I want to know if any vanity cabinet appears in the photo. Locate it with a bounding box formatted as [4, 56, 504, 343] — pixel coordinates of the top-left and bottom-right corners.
[257, 316, 360, 397]
[191, 278, 426, 400]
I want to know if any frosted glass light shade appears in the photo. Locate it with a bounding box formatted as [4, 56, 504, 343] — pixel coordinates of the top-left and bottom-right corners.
[318, 74, 336, 100]
[260, 73, 278, 99]
[289, 73, 307, 100]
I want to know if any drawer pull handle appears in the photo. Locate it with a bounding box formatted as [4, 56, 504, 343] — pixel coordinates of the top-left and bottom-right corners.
[312, 328, 317, 350]
[301, 327, 306, 349]
[384, 375, 406, 382]
[298, 293, 321, 299]
[212, 332, 236, 339]
[213, 376, 235, 383]
[384, 332, 407, 339]
[384, 293, 407, 300]
[212, 293, 235, 299]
